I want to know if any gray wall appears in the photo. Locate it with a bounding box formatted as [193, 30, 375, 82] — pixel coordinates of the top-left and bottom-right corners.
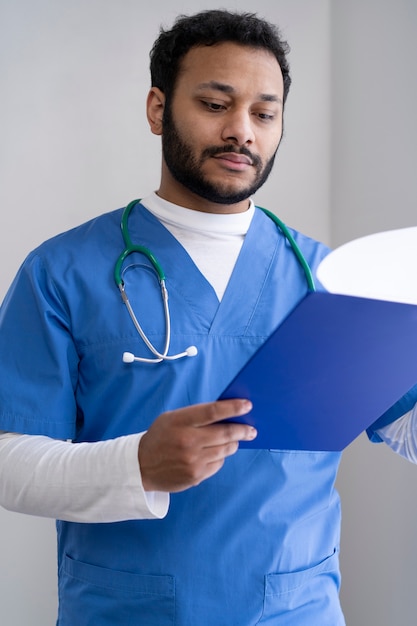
[0, 1, 416, 624]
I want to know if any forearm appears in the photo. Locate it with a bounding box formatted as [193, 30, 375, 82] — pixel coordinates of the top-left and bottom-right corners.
[0, 431, 169, 522]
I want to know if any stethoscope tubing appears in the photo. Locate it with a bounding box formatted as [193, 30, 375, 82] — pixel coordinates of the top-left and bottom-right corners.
[115, 199, 316, 364]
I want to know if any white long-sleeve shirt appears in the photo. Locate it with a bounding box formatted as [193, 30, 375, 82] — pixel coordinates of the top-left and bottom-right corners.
[0, 194, 415, 523]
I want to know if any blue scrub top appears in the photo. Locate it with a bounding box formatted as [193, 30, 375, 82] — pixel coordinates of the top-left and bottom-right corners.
[1, 203, 349, 624]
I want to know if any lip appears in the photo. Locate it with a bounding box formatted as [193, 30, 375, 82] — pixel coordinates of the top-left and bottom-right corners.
[213, 152, 253, 170]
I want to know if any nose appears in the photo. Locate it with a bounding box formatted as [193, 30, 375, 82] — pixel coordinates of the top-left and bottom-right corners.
[221, 108, 255, 146]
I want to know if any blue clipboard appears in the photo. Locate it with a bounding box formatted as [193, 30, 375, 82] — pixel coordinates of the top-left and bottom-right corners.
[219, 291, 417, 450]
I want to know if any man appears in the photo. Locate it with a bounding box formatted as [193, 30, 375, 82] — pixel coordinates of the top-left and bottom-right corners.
[0, 9, 416, 625]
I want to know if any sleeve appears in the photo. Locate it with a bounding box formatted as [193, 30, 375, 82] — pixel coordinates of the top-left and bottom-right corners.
[0, 252, 79, 438]
[0, 431, 169, 522]
[366, 382, 417, 443]
[374, 406, 417, 463]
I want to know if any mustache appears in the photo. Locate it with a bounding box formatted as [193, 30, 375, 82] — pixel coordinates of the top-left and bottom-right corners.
[201, 144, 262, 168]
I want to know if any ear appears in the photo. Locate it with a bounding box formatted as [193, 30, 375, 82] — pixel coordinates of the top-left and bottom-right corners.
[146, 87, 165, 136]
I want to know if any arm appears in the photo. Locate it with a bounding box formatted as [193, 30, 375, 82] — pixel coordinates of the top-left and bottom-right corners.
[0, 399, 256, 522]
[0, 431, 169, 522]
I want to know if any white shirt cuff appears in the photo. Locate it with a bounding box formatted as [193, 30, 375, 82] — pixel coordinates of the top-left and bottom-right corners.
[376, 403, 417, 463]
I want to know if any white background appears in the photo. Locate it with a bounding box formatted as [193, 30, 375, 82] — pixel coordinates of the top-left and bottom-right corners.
[0, 1, 416, 624]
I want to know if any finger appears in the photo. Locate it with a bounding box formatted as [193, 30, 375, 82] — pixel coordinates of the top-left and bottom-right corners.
[200, 440, 246, 481]
[199, 421, 257, 448]
[205, 440, 240, 461]
[200, 459, 227, 483]
[175, 398, 253, 428]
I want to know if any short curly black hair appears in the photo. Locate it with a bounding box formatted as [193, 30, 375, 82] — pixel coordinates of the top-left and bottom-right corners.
[150, 10, 291, 106]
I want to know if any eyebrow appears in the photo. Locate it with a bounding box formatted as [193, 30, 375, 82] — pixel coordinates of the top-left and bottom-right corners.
[196, 81, 282, 104]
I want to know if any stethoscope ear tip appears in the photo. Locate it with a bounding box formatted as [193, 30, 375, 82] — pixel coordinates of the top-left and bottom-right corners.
[122, 352, 136, 363]
[122, 346, 197, 363]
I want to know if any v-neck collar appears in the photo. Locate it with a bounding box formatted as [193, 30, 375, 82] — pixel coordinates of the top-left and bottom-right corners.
[127, 203, 280, 335]
[212, 208, 280, 334]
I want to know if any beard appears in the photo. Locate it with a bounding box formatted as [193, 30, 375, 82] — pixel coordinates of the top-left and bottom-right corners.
[161, 106, 279, 205]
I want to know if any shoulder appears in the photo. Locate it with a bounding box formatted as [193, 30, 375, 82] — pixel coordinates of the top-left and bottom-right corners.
[254, 206, 330, 265]
[15, 208, 125, 296]
[32, 208, 124, 258]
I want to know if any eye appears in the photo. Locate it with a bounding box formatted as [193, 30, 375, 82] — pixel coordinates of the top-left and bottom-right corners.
[255, 111, 276, 122]
[201, 100, 227, 112]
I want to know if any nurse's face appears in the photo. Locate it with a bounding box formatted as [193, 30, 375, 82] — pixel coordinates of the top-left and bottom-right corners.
[147, 42, 284, 213]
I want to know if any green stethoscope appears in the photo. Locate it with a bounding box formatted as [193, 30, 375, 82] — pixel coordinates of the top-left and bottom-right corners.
[114, 199, 316, 364]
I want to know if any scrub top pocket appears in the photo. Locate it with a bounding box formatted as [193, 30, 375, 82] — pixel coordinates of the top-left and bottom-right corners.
[57, 554, 175, 625]
[257, 549, 345, 626]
